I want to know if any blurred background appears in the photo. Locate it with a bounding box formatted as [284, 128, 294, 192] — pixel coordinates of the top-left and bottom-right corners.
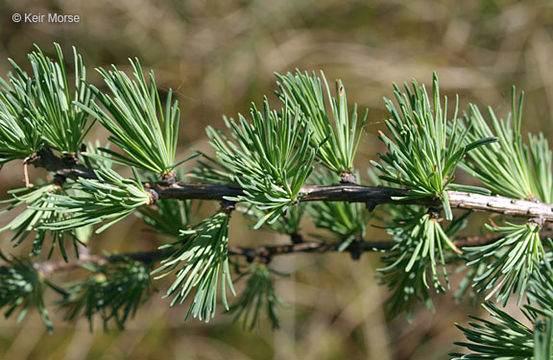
[0, 0, 553, 359]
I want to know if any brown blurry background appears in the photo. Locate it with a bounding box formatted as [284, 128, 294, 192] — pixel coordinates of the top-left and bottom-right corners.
[0, 0, 552, 359]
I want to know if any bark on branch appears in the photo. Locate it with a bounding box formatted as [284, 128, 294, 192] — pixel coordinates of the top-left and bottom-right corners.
[33, 233, 505, 277]
[152, 183, 553, 222]
[26, 146, 553, 223]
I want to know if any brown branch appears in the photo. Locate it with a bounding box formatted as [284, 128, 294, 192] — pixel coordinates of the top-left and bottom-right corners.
[23, 162, 33, 188]
[34, 250, 167, 276]
[27, 147, 97, 182]
[228, 233, 505, 260]
[151, 183, 553, 222]
[25, 146, 553, 222]
[33, 233, 506, 277]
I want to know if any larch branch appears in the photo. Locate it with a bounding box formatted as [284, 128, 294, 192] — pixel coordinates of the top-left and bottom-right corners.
[32, 233, 505, 277]
[27, 146, 553, 223]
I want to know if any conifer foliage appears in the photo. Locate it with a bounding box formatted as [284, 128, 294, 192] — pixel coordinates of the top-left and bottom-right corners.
[1, 43, 553, 357]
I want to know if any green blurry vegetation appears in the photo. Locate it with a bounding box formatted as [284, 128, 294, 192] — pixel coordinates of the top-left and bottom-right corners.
[1, 1, 553, 359]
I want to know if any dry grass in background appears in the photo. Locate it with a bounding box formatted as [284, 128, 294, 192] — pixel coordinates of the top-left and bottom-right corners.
[0, 0, 552, 359]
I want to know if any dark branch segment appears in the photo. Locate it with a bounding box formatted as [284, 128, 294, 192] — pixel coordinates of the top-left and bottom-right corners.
[152, 183, 244, 200]
[31, 233, 507, 277]
[26, 146, 553, 223]
[154, 183, 553, 222]
[28, 147, 96, 181]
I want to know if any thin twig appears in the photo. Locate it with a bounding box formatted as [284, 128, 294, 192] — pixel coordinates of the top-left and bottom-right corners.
[22, 161, 33, 188]
[32, 233, 505, 277]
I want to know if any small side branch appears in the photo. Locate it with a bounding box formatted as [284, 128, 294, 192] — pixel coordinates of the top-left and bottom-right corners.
[31, 234, 505, 277]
